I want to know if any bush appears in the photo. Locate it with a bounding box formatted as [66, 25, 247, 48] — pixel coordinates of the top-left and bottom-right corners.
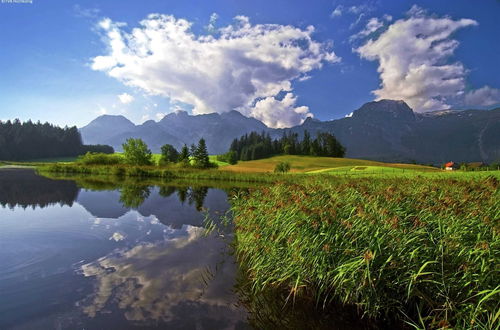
[82, 144, 114, 154]
[274, 161, 291, 173]
[77, 152, 123, 165]
[122, 138, 153, 166]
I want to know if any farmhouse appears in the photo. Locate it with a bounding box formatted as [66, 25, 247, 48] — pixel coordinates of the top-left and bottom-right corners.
[444, 161, 457, 171]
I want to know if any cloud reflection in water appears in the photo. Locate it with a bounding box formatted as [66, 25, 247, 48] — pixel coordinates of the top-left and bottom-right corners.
[79, 225, 246, 328]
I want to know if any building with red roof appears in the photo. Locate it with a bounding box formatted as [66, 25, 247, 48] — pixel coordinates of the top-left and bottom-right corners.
[445, 161, 456, 170]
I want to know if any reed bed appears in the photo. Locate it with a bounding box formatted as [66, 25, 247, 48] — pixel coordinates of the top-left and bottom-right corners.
[232, 176, 499, 329]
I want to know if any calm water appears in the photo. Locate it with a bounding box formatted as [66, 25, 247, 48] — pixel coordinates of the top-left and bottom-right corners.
[0, 169, 249, 329]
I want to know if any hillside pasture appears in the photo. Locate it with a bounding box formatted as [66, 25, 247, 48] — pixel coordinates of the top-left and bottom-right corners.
[222, 155, 438, 173]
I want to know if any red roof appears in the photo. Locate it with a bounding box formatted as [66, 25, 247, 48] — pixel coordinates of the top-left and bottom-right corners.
[445, 161, 455, 167]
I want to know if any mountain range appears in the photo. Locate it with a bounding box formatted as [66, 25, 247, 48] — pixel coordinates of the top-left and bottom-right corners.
[80, 100, 500, 164]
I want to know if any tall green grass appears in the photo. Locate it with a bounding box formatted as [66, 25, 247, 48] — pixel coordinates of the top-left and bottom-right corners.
[231, 176, 499, 328]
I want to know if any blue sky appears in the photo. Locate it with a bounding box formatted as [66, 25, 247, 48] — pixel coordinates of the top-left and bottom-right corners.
[1, 0, 499, 128]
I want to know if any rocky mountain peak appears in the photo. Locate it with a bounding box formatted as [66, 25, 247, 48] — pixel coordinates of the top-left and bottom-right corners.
[352, 99, 415, 121]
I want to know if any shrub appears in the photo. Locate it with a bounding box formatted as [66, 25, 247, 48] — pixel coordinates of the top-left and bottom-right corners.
[82, 144, 114, 154]
[274, 161, 291, 173]
[77, 152, 123, 165]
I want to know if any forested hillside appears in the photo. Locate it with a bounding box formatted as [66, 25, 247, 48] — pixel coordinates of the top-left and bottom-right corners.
[0, 119, 112, 161]
[228, 130, 345, 161]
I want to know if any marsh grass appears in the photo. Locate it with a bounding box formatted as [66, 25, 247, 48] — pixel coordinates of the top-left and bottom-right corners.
[232, 176, 499, 328]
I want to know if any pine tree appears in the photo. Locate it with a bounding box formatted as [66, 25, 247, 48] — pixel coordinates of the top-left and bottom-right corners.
[190, 144, 197, 157]
[178, 144, 191, 166]
[193, 138, 210, 168]
[301, 130, 311, 155]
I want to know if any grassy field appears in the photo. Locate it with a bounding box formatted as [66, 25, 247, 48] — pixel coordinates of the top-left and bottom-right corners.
[221, 155, 439, 173]
[232, 175, 500, 329]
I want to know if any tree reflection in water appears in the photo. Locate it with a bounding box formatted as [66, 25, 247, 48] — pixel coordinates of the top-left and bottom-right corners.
[119, 185, 151, 208]
[0, 169, 78, 209]
[177, 186, 188, 204]
[118, 184, 209, 210]
[189, 187, 209, 211]
[159, 186, 176, 198]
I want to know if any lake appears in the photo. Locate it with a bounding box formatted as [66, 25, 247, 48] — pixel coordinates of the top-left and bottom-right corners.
[0, 169, 249, 329]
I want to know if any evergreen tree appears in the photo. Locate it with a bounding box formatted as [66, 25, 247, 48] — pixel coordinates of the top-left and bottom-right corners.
[190, 144, 197, 158]
[178, 144, 191, 166]
[301, 130, 311, 155]
[193, 138, 210, 168]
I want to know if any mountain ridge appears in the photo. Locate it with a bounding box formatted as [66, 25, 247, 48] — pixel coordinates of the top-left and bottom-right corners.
[79, 100, 500, 164]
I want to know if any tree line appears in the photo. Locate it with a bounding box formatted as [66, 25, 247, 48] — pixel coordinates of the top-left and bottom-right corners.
[226, 130, 345, 161]
[78, 137, 215, 169]
[0, 119, 113, 161]
[158, 138, 213, 168]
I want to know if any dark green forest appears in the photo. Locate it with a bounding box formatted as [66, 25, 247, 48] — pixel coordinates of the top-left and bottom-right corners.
[228, 130, 345, 161]
[0, 119, 113, 160]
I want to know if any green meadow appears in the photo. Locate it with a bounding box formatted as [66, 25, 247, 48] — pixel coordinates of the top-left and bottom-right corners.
[221, 155, 438, 173]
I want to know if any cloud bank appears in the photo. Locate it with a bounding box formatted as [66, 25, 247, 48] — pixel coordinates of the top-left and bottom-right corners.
[91, 15, 338, 127]
[464, 86, 500, 107]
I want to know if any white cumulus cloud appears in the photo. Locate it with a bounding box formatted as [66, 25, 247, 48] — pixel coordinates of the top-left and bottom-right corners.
[118, 93, 134, 104]
[355, 7, 478, 112]
[91, 14, 338, 127]
[250, 93, 311, 128]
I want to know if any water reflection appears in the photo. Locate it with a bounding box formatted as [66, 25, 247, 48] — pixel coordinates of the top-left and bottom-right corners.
[119, 184, 151, 208]
[0, 168, 78, 209]
[0, 169, 220, 229]
[0, 169, 248, 329]
[79, 226, 246, 328]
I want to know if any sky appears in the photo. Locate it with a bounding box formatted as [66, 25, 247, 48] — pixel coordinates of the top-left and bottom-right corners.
[0, 0, 499, 128]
